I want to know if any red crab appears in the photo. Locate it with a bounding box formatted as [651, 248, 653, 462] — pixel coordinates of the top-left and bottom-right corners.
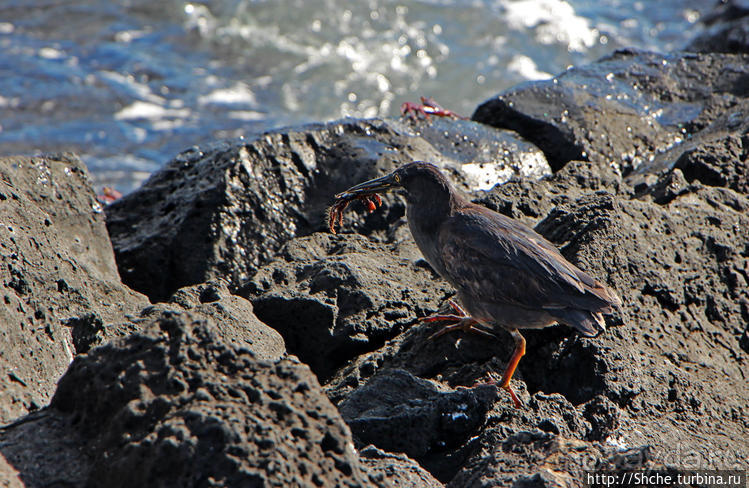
[328, 192, 382, 234]
[400, 96, 466, 120]
[96, 186, 123, 204]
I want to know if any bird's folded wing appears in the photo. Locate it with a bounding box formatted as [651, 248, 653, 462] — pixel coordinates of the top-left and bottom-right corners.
[438, 209, 613, 311]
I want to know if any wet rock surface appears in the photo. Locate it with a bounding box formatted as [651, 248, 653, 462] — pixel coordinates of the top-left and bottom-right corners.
[472, 50, 749, 177]
[2, 49, 749, 487]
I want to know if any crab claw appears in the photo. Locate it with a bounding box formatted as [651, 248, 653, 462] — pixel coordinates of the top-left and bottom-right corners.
[328, 200, 349, 234]
[363, 197, 376, 213]
[328, 173, 397, 234]
[328, 209, 338, 234]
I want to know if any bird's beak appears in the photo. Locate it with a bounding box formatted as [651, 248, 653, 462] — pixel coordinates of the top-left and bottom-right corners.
[335, 173, 398, 199]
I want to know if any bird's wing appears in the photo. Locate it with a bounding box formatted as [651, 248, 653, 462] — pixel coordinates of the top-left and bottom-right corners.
[438, 206, 616, 311]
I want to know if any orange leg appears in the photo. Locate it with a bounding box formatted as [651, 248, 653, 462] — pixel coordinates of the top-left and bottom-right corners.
[496, 329, 526, 408]
[420, 301, 497, 340]
[423, 304, 526, 408]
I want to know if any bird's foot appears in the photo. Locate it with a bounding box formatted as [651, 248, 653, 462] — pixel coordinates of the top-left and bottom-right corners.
[420, 301, 496, 340]
[487, 330, 526, 409]
[472, 378, 522, 409]
[425, 318, 483, 340]
[504, 384, 522, 408]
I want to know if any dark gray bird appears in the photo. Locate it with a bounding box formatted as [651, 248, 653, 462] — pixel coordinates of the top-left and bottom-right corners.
[329, 161, 621, 408]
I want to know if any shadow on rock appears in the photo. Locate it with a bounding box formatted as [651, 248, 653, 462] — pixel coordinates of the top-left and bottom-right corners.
[339, 369, 497, 482]
[238, 233, 453, 380]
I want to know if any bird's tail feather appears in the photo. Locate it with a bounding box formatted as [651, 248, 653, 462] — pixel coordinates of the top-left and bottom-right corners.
[549, 309, 606, 337]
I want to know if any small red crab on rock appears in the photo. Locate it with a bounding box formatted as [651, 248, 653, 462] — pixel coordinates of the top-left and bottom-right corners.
[96, 186, 123, 204]
[328, 190, 382, 234]
[400, 96, 467, 120]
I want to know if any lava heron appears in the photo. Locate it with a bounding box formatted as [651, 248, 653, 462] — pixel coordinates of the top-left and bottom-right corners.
[329, 162, 621, 408]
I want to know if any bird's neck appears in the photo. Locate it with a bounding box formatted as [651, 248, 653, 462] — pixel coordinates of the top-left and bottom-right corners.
[406, 189, 467, 255]
[408, 193, 448, 227]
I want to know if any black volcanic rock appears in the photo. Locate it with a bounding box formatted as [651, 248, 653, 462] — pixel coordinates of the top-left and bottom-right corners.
[45, 312, 371, 488]
[448, 431, 654, 488]
[2, 48, 749, 488]
[472, 50, 749, 175]
[672, 133, 749, 194]
[359, 446, 443, 488]
[339, 369, 497, 482]
[528, 181, 748, 424]
[688, 21, 749, 54]
[106, 117, 549, 302]
[0, 311, 440, 488]
[141, 279, 286, 361]
[686, 0, 749, 54]
[0, 154, 148, 424]
[237, 233, 452, 380]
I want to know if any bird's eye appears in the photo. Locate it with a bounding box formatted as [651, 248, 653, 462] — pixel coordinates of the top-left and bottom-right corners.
[393, 173, 401, 184]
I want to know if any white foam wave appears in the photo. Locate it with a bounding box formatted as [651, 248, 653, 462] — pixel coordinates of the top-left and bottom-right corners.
[499, 0, 599, 52]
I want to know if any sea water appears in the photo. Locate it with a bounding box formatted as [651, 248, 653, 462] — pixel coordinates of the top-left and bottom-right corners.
[0, 0, 710, 192]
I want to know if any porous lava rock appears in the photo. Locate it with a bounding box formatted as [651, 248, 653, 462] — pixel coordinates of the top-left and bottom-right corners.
[0, 154, 147, 424]
[140, 279, 286, 360]
[238, 233, 452, 380]
[47, 312, 371, 487]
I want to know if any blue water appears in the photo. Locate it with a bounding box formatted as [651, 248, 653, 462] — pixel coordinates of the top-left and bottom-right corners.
[0, 0, 711, 192]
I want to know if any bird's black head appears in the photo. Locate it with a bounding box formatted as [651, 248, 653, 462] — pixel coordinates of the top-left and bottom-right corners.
[391, 162, 454, 204]
[336, 161, 456, 206]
